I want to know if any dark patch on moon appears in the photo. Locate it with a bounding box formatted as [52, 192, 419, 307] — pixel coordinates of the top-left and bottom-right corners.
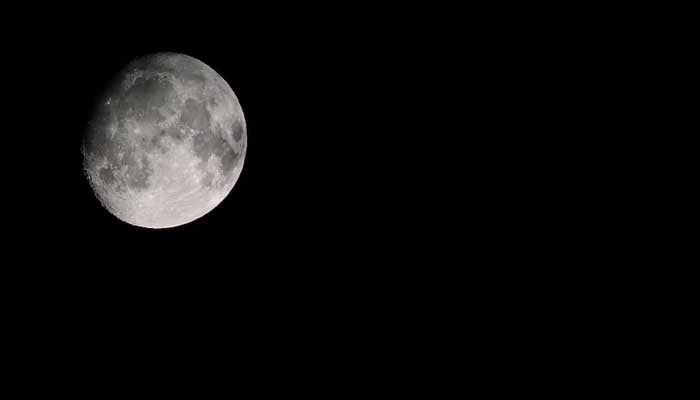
[152, 135, 169, 154]
[120, 76, 174, 122]
[127, 156, 153, 190]
[191, 133, 207, 161]
[136, 133, 159, 153]
[220, 147, 240, 174]
[192, 130, 229, 163]
[120, 150, 152, 190]
[142, 107, 167, 125]
[201, 171, 214, 188]
[180, 98, 211, 132]
[163, 126, 186, 142]
[232, 119, 244, 142]
[191, 124, 240, 175]
[99, 167, 115, 185]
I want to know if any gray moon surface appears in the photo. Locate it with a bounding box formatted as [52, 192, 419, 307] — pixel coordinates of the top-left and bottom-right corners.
[82, 53, 247, 229]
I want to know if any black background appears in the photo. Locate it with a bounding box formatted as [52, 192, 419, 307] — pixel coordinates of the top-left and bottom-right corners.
[2, 7, 452, 328]
[0, 5, 658, 391]
[1, 9, 468, 383]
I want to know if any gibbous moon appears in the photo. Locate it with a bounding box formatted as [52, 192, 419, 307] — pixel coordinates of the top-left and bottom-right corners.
[82, 53, 247, 229]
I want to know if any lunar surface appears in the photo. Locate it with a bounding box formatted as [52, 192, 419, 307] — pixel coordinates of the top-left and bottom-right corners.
[82, 53, 246, 228]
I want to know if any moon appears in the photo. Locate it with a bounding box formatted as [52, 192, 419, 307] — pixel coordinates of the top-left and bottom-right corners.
[82, 53, 247, 229]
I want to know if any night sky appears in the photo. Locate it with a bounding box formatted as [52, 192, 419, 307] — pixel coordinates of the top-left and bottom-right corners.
[0, 6, 480, 389]
[1, 4, 616, 390]
[3, 7, 444, 307]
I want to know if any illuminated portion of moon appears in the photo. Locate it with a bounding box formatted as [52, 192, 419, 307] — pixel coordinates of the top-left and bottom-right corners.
[82, 53, 246, 228]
